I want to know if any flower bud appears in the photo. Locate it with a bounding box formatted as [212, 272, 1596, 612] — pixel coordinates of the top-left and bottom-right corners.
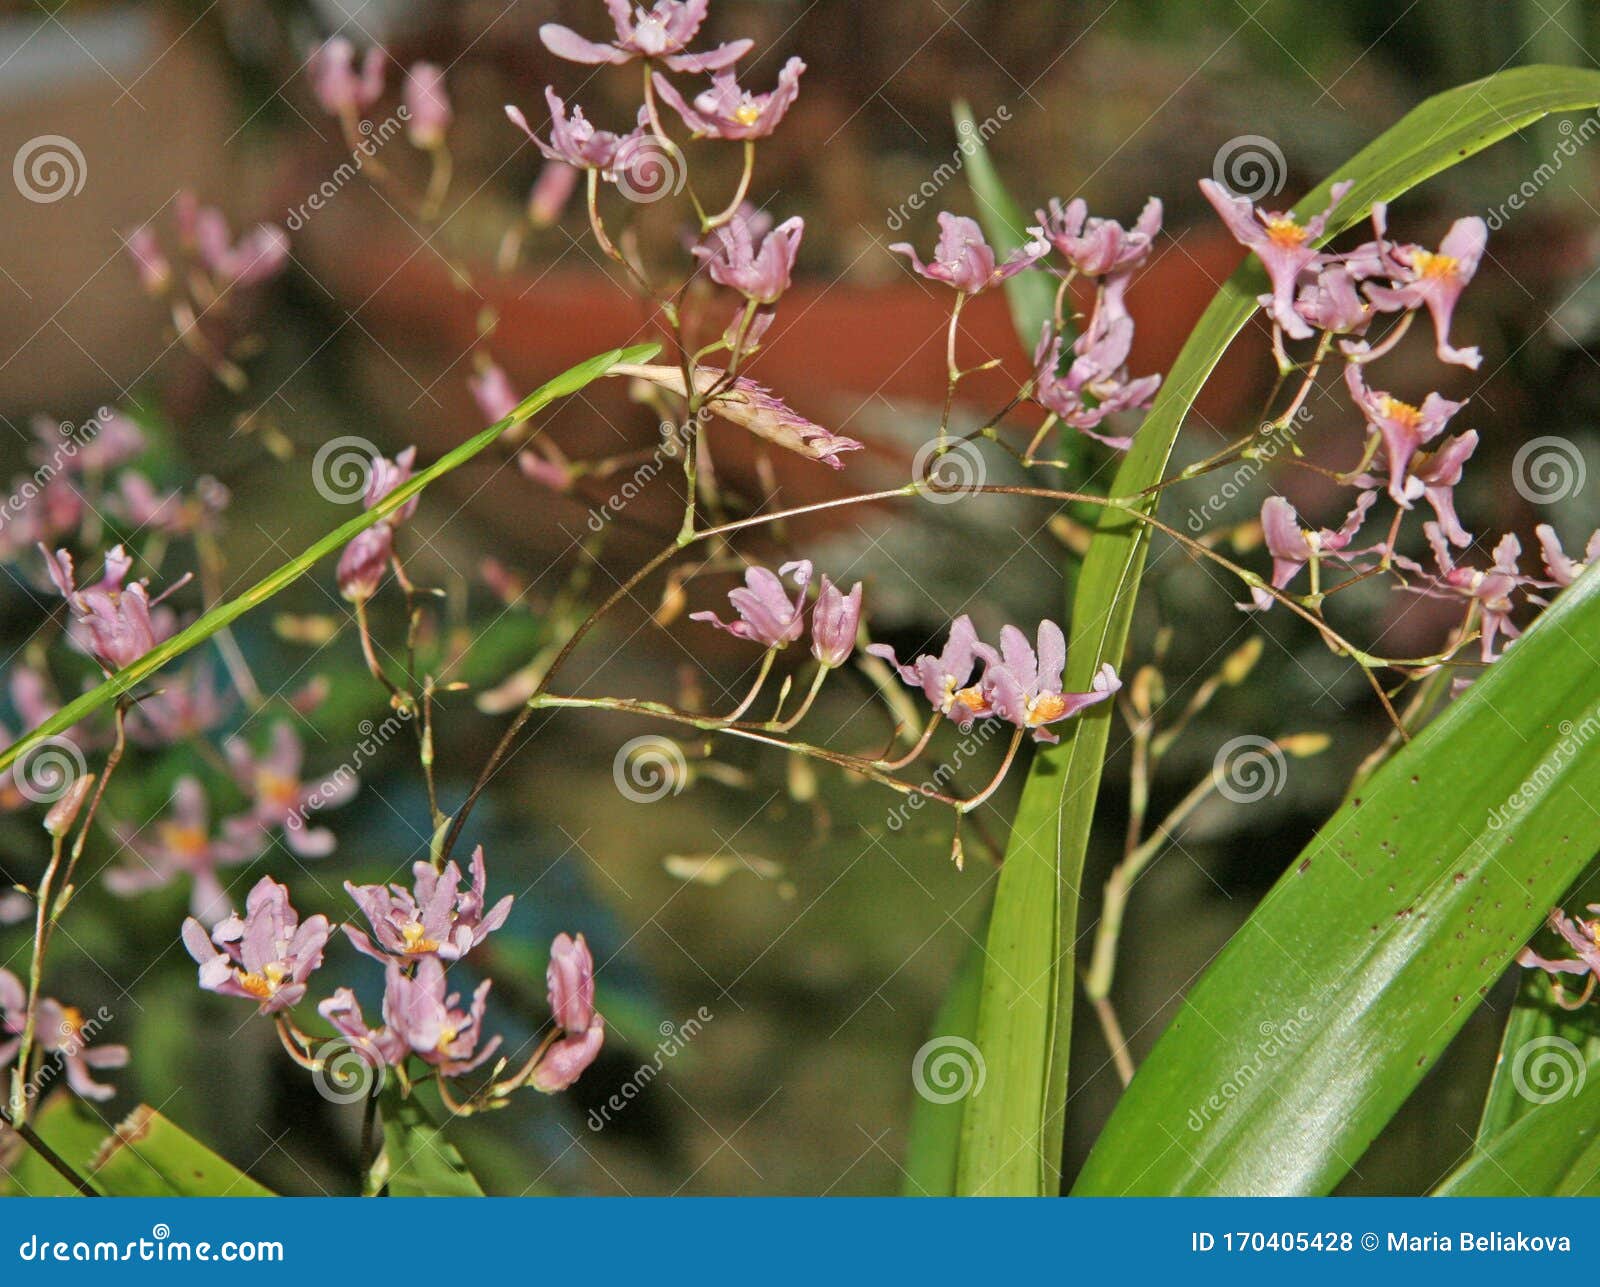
[44, 772, 94, 838]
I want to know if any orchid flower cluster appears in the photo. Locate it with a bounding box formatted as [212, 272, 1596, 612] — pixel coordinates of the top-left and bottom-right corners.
[182, 858, 603, 1112]
[1193, 179, 1600, 684]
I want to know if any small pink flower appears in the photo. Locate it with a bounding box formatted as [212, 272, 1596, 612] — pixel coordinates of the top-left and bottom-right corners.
[867, 615, 992, 726]
[692, 560, 812, 647]
[891, 212, 1047, 294]
[309, 37, 385, 118]
[540, 0, 752, 73]
[810, 576, 864, 668]
[693, 211, 803, 303]
[224, 723, 358, 858]
[1363, 209, 1488, 369]
[1536, 523, 1600, 588]
[1344, 364, 1465, 508]
[469, 364, 520, 423]
[182, 876, 330, 1015]
[506, 91, 646, 177]
[1199, 179, 1352, 340]
[1033, 196, 1161, 278]
[1240, 492, 1377, 612]
[107, 776, 263, 924]
[403, 62, 451, 149]
[652, 56, 805, 139]
[533, 932, 605, 1093]
[529, 161, 579, 228]
[979, 622, 1120, 743]
[343, 845, 513, 963]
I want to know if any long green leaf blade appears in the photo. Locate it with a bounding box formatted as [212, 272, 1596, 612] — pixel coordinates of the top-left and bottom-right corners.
[1073, 566, 1600, 1194]
[1438, 1060, 1600, 1196]
[0, 344, 660, 775]
[958, 64, 1600, 1197]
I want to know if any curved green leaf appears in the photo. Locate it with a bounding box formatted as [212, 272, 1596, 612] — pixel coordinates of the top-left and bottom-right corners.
[377, 1084, 484, 1197]
[1073, 566, 1600, 1194]
[902, 925, 987, 1196]
[0, 344, 660, 776]
[959, 64, 1600, 1197]
[1439, 1060, 1600, 1196]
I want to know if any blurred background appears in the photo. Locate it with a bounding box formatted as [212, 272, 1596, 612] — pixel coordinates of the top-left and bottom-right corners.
[3, 0, 1600, 1195]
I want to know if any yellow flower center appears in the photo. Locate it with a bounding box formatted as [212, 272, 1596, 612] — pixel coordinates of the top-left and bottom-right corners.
[160, 822, 210, 861]
[1411, 249, 1460, 280]
[1264, 217, 1307, 249]
[58, 1006, 84, 1036]
[1026, 694, 1069, 725]
[257, 771, 300, 810]
[237, 961, 288, 1000]
[400, 921, 439, 954]
[436, 1025, 459, 1053]
[733, 101, 762, 126]
[1376, 394, 1423, 430]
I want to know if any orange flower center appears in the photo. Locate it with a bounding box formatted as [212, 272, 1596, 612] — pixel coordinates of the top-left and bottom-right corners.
[1264, 217, 1307, 249]
[159, 822, 210, 861]
[237, 961, 288, 1000]
[1027, 694, 1069, 725]
[1376, 394, 1423, 430]
[256, 771, 299, 811]
[1411, 249, 1460, 280]
[400, 921, 439, 954]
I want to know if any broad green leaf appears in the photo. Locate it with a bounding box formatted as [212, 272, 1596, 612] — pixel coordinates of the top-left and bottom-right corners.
[1072, 565, 1600, 1195]
[378, 1083, 485, 1197]
[1476, 900, 1600, 1147]
[0, 344, 660, 777]
[902, 925, 987, 1196]
[0, 1095, 108, 1196]
[951, 100, 1055, 354]
[1438, 1059, 1600, 1196]
[959, 64, 1600, 1197]
[88, 1105, 274, 1196]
